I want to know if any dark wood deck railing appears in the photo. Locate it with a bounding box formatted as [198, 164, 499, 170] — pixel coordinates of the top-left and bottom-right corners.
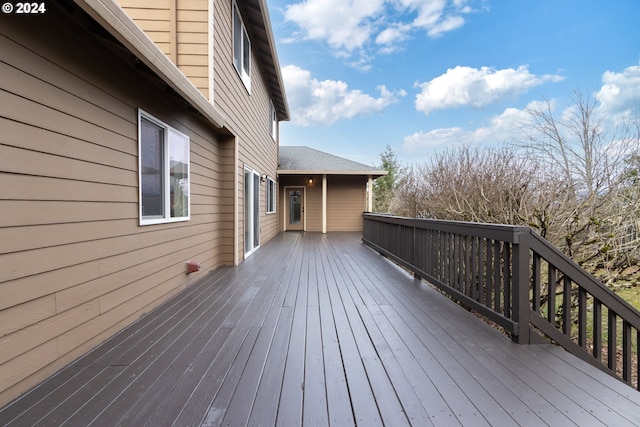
[363, 213, 640, 389]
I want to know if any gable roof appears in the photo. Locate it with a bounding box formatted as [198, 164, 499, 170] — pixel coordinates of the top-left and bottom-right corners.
[279, 146, 387, 176]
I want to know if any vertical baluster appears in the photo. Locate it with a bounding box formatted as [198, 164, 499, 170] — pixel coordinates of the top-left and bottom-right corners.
[478, 237, 485, 303]
[426, 229, 432, 275]
[503, 243, 511, 317]
[593, 299, 602, 361]
[547, 265, 556, 325]
[562, 276, 571, 336]
[458, 235, 467, 294]
[466, 235, 471, 296]
[494, 241, 501, 313]
[461, 235, 467, 294]
[453, 233, 458, 289]
[578, 287, 587, 348]
[532, 253, 541, 313]
[454, 233, 460, 291]
[436, 230, 441, 278]
[622, 321, 631, 385]
[449, 233, 455, 287]
[442, 233, 452, 286]
[486, 239, 493, 309]
[443, 232, 448, 284]
[433, 230, 438, 279]
[471, 236, 477, 300]
[433, 229, 439, 278]
[637, 329, 640, 391]
[608, 310, 617, 373]
[439, 230, 444, 281]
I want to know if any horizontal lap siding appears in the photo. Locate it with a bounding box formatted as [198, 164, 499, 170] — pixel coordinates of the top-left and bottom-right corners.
[306, 186, 323, 232]
[278, 176, 322, 232]
[278, 176, 367, 232]
[117, 0, 211, 98]
[214, 0, 279, 261]
[327, 176, 367, 232]
[0, 6, 222, 406]
[220, 139, 238, 265]
[176, 0, 210, 97]
[117, 0, 172, 57]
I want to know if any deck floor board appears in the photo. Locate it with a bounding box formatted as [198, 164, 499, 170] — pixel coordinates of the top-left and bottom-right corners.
[2, 232, 640, 426]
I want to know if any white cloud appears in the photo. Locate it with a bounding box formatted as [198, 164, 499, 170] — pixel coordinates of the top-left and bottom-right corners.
[427, 15, 465, 37]
[284, 0, 385, 52]
[375, 23, 412, 45]
[285, 0, 477, 61]
[595, 65, 640, 121]
[415, 65, 564, 115]
[397, 0, 468, 36]
[402, 102, 534, 152]
[402, 64, 640, 157]
[282, 65, 406, 126]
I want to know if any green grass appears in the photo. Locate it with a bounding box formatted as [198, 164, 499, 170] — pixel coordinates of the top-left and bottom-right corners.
[616, 286, 640, 310]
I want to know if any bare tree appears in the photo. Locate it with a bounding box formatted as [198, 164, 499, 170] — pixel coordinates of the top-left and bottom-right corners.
[389, 90, 640, 284]
[391, 164, 429, 218]
[402, 146, 541, 225]
[519, 90, 640, 278]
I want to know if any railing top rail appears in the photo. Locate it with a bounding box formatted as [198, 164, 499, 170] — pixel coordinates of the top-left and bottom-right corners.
[364, 213, 529, 242]
[363, 212, 640, 388]
[529, 231, 640, 330]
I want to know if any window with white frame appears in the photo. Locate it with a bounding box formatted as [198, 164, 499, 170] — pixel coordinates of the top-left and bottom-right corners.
[266, 177, 276, 213]
[233, 1, 251, 90]
[138, 110, 190, 225]
[270, 101, 278, 141]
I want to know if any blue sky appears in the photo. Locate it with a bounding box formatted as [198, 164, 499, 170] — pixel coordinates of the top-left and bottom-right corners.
[266, 0, 640, 166]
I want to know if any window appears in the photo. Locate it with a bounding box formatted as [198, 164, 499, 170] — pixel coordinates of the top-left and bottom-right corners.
[244, 167, 260, 255]
[233, 2, 251, 90]
[270, 101, 278, 141]
[138, 110, 190, 225]
[266, 177, 276, 213]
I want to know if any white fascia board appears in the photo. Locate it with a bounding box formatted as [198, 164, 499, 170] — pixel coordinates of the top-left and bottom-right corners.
[277, 170, 388, 176]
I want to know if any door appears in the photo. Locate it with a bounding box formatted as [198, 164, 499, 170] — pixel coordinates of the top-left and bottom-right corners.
[244, 167, 260, 256]
[287, 188, 304, 231]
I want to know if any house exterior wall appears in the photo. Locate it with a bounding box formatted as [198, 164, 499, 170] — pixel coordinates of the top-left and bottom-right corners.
[0, 5, 224, 405]
[327, 175, 367, 232]
[116, 0, 281, 262]
[117, 0, 211, 97]
[278, 175, 367, 233]
[213, 0, 280, 260]
[278, 175, 318, 232]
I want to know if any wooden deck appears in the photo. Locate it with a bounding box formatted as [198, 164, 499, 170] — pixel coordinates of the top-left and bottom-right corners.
[2, 232, 640, 426]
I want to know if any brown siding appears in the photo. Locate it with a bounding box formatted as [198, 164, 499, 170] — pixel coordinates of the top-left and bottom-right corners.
[214, 0, 280, 259]
[327, 176, 367, 232]
[117, 0, 211, 98]
[278, 175, 367, 233]
[220, 137, 238, 265]
[117, 0, 173, 57]
[278, 176, 322, 232]
[305, 184, 323, 232]
[0, 5, 223, 405]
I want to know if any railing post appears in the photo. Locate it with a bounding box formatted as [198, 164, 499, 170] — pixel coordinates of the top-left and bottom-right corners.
[512, 228, 531, 344]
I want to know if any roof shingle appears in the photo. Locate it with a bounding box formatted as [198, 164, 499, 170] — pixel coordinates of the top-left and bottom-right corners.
[278, 146, 386, 176]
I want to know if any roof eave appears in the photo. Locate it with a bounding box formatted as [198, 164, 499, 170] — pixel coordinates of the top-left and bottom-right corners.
[243, 0, 290, 121]
[278, 170, 388, 177]
[74, 0, 227, 129]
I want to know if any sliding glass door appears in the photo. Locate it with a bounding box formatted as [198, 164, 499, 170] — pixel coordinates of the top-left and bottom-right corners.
[244, 167, 260, 256]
